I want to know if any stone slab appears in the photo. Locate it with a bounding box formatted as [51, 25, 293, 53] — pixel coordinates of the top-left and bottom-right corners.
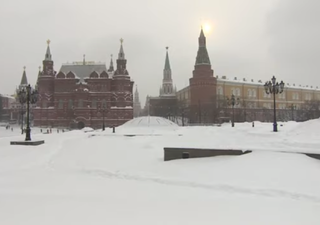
[164, 147, 251, 161]
[164, 147, 320, 161]
[10, 140, 45, 146]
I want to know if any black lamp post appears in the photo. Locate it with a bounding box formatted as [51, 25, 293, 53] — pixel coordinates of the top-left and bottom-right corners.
[264, 76, 285, 132]
[227, 94, 240, 127]
[198, 100, 202, 124]
[20, 105, 26, 134]
[17, 84, 38, 141]
[102, 105, 106, 131]
[180, 107, 185, 127]
[290, 104, 296, 121]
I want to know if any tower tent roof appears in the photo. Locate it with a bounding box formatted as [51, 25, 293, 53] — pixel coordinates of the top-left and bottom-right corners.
[20, 67, 28, 86]
[44, 39, 52, 61]
[118, 38, 125, 60]
[164, 47, 171, 70]
[195, 28, 211, 65]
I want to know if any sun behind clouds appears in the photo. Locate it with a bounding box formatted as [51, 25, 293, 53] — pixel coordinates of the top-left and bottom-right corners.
[202, 23, 212, 35]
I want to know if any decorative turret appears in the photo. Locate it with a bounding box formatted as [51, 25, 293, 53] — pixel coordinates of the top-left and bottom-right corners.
[134, 85, 140, 103]
[164, 46, 171, 72]
[118, 39, 125, 60]
[114, 38, 129, 76]
[19, 66, 28, 88]
[108, 54, 114, 72]
[35, 66, 41, 89]
[195, 27, 211, 65]
[37, 39, 55, 109]
[160, 47, 175, 96]
[44, 39, 52, 61]
[42, 40, 54, 76]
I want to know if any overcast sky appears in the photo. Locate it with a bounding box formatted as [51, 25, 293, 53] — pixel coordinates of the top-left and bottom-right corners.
[0, 0, 319, 106]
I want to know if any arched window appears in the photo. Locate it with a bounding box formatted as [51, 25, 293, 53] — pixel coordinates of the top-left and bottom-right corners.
[92, 99, 97, 108]
[217, 86, 223, 95]
[68, 100, 73, 109]
[252, 89, 256, 98]
[102, 99, 107, 108]
[78, 99, 83, 108]
[58, 99, 64, 109]
[248, 89, 252, 97]
[111, 97, 117, 107]
[236, 88, 241, 96]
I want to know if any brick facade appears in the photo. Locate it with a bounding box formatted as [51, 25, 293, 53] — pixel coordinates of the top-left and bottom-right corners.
[189, 29, 217, 123]
[33, 40, 134, 129]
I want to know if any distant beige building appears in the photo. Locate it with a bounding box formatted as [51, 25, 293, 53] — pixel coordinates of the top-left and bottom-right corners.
[177, 75, 320, 110]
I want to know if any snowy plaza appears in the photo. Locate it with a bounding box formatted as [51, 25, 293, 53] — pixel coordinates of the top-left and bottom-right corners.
[0, 117, 320, 225]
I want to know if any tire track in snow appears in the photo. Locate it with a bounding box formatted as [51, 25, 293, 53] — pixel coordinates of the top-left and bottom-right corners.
[82, 168, 320, 204]
[45, 132, 89, 171]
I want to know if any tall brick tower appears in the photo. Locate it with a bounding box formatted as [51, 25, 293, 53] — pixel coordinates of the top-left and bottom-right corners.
[160, 47, 175, 96]
[34, 40, 56, 127]
[112, 39, 134, 119]
[189, 28, 217, 123]
[37, 40, 55, 108]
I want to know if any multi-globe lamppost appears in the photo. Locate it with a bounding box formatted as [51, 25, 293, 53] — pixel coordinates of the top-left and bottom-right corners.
[20, 105, 26, 134]
[17, 84, 38, 141]
[264, 76, 285, 132]
[227, 94, 240, 127]
[290, 104, 296, 121]
[102, 105, 106, 131]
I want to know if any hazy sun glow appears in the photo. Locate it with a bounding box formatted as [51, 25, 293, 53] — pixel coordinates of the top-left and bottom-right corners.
[202, 23, 212, 34]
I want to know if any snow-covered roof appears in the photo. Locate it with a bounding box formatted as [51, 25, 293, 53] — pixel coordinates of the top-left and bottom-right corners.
[121, 116, 178, 128]
[217, 76, 320, 91]
[60, 63, 107, 82]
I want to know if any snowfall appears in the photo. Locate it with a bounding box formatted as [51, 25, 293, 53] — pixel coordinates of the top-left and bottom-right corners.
[1, 117, 320, 225]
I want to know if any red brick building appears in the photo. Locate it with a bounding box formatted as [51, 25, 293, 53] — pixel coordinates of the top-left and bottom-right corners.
[0, 94, 17, 122]
[33, 39, 134, 129]
[189, 28, 217, 123]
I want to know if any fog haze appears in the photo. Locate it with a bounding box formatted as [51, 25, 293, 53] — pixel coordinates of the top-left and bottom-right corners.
[0, 0, 319, 105]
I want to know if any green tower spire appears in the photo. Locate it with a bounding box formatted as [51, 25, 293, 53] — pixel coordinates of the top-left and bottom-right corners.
[195, 27, 211, 65]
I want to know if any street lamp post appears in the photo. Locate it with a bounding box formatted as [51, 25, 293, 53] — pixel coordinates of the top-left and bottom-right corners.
[290, 104, 296, 121]
[227, 94, 240, 127]
[20, 105, 26, 134]
[264, 76, 285, 132]
[17, 84, 38, 141]
[180, 107, 185, 127]
[102, 106, 106, 131]
[198, 100, 202, 124]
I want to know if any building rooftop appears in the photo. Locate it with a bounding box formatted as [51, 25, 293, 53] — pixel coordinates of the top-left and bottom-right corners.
[216, 76, 320, 91]
[59, 62, 107, 82]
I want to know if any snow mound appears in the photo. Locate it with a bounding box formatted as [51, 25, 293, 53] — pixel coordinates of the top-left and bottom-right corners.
[81, 127, 94, 132]
[121, 116, 179, 128]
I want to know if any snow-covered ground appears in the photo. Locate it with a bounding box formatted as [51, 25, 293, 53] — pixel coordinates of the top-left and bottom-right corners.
[0, 117, 320, 225]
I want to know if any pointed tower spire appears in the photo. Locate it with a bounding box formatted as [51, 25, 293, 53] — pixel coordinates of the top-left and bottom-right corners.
[36, 66, 41, 89]
[37, 66, 41, 80]
[42, 39, 55, 76]
[114, 39, 129, 76]
[195, 27, 211, 65]
[160, 47, 174, 96]
[118, 38, 125, 60]
[164, 46, 171, 70]
[108, 54, 114, 72]
[20, 66, 28, 87]
[44, 39, 52, 61]
[134, 85, 140, 102]
[133, 84, 141, 117]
